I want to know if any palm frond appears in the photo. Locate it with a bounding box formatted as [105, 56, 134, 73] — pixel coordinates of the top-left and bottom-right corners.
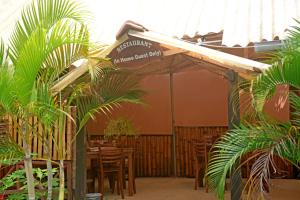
[40, 20, 90, 84]
[13, 20, 90, 106]
[249, 20, 300, 108]
[69, 69, 144, 133]
[0, 68, 15, 114]
[95, 69, 145, 104]
[13, 28, 47, 106]
[0, 134, 24, 165]
[9, 0, 87, 63]
[207, 126, 252, 200]
[0, 39, 10, 68]
[289, 92, 300, 127]
[32, 83, 60, 127]
[207, 121, 295, 200]
[244, 152, 272, 199]
[208, 19, 300, 200]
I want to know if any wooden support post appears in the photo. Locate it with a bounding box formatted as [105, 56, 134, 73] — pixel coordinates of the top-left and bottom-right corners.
[170, 71, 176, 176]
[227, 70, 242, 200]
[75, 127, 87, 199]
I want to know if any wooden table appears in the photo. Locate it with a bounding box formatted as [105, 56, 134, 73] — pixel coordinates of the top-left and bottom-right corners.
[87, 147, 136, 196]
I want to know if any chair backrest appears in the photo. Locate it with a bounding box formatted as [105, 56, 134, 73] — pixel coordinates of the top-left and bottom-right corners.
[100, 147, 123, 165]
[204, 135, 219, 146]
[192, 142, 206, 157]
[192, 141, 208, 167]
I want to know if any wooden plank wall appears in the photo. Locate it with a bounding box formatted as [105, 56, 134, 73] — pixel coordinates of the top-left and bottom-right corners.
[175, 126, 227, 177]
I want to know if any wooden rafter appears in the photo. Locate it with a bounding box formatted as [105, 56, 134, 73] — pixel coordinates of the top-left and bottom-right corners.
[51, 26, 271, 94]
[163, 48, 188, 56]
[128, 30, 271, 79]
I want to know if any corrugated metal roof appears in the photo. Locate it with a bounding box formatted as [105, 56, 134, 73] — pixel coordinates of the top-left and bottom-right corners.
[221, 0, 300, 46]
[1, 0, 300, 47]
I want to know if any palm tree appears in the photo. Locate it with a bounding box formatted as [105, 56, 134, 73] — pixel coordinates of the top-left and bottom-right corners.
[53, 68, 144, 199]
[206, 21, 300, 200]
[0, 1, 144, 199]
[0, 0, 91, 199]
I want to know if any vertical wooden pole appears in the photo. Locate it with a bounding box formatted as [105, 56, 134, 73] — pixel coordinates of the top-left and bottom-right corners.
[170, 71, 177, 176]
[227, 70, 242, 200]
[75, 126, 86, 199]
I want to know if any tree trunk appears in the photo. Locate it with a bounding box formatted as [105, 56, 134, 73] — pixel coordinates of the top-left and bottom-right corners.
[24, 151, 35, 200]
[59, 160, 65, 200]
[44, 127, 53, 200]
[47, 159, 53, 200]
[22, 122, 35, 200]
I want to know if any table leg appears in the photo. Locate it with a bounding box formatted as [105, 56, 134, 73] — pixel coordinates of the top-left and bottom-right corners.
[128, 154, 133, 196]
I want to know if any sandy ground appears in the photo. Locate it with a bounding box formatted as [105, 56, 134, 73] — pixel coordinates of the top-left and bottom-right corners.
[97, 177, 300, 200]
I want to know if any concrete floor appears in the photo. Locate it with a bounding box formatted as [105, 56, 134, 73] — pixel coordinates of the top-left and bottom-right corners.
[100, 177, 300, 200]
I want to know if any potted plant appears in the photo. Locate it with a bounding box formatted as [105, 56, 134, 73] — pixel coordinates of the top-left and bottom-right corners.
[104, 117, 138, 145]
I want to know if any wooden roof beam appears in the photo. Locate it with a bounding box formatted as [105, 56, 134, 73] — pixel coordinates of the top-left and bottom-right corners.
[128, 30, 271, 79]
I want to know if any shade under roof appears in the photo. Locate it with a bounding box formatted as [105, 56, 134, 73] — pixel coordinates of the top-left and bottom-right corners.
[1, 0, 300, 47]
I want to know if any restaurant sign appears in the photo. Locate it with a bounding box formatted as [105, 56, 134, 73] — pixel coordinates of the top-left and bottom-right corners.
[108, 38, 163, 67]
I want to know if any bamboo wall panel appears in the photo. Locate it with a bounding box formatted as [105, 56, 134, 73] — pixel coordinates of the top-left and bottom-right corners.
[175, 126, 228, 177]
[6, 107, 76, 161]
[174, 126, 294, 178]
[89, 126, 227, 177]
[89, 135, 173, 177]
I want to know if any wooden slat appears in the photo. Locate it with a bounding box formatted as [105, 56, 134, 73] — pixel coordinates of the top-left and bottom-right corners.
[17, 119, 22, 146]
[6, 111, 76, 162]
[37, 121, 43, 158]
[28, 117, 33, 154]
[175, 126, 228, 177]
[66, 113, 72, 160]
[33, 117, 38, 154]
[49, 123, 56, 160]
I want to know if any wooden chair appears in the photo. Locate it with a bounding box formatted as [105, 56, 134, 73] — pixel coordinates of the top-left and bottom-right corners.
[192, 141, 209, 192]
[120, 147, 136, 196]
[98, 147, 124, 199]
[116, 140, 137, 195]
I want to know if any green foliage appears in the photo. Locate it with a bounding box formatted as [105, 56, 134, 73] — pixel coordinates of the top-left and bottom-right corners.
[0, 0, 144, 199]
[71, 69, 144, 134]
[0, 134, 24, 166]
[104, 117, 138, 139]
[0, 122, 25, 165]
[0, 0, 91, 199]
[207, 20, 300, 200]
[0, 168, 59, 199]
